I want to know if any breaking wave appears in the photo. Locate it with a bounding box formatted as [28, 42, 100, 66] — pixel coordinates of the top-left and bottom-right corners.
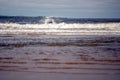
[0, 22, 120, 35]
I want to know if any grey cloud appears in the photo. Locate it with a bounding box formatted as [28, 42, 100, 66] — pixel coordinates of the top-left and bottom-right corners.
[0, 0, 120, 8]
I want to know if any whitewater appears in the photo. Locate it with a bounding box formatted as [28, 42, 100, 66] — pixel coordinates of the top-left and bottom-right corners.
[0, 22, 120, 35]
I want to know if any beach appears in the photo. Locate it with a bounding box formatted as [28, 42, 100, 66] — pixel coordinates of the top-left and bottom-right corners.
[0, 17, 120, 80]
[0, 35, 120, 80]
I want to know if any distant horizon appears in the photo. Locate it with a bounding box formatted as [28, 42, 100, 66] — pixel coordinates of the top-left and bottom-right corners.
[0, 15, 120, 19]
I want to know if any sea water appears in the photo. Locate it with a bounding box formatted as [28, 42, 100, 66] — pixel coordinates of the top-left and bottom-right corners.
[0, 16, 120, 80]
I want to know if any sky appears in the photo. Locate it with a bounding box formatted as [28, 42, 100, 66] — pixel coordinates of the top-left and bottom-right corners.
[0, 0, 120, 18]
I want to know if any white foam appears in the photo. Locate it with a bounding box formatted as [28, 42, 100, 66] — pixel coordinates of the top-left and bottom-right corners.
[0, 23, 120, 35]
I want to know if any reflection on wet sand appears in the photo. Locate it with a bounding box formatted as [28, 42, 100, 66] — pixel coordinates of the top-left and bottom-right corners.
[0, 35, 120, 75]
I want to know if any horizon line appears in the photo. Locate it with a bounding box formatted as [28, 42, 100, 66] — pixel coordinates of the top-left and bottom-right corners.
[0, 15, 120, 19]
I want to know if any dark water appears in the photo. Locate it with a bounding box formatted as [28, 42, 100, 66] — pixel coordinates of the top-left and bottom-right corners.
[0, 16, 120, 24]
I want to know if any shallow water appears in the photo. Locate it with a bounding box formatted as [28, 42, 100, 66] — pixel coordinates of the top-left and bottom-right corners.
[0, 35, 120, 76]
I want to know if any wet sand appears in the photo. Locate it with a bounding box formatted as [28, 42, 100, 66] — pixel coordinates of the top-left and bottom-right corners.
[0, 35, 120, 80]
[0, 71, 120, 80]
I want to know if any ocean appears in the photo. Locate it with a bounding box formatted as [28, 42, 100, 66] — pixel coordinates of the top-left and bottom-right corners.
[0, 16, 120, 80]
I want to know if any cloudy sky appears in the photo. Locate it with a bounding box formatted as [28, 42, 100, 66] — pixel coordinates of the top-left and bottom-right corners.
[0, 0, 120, 18]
